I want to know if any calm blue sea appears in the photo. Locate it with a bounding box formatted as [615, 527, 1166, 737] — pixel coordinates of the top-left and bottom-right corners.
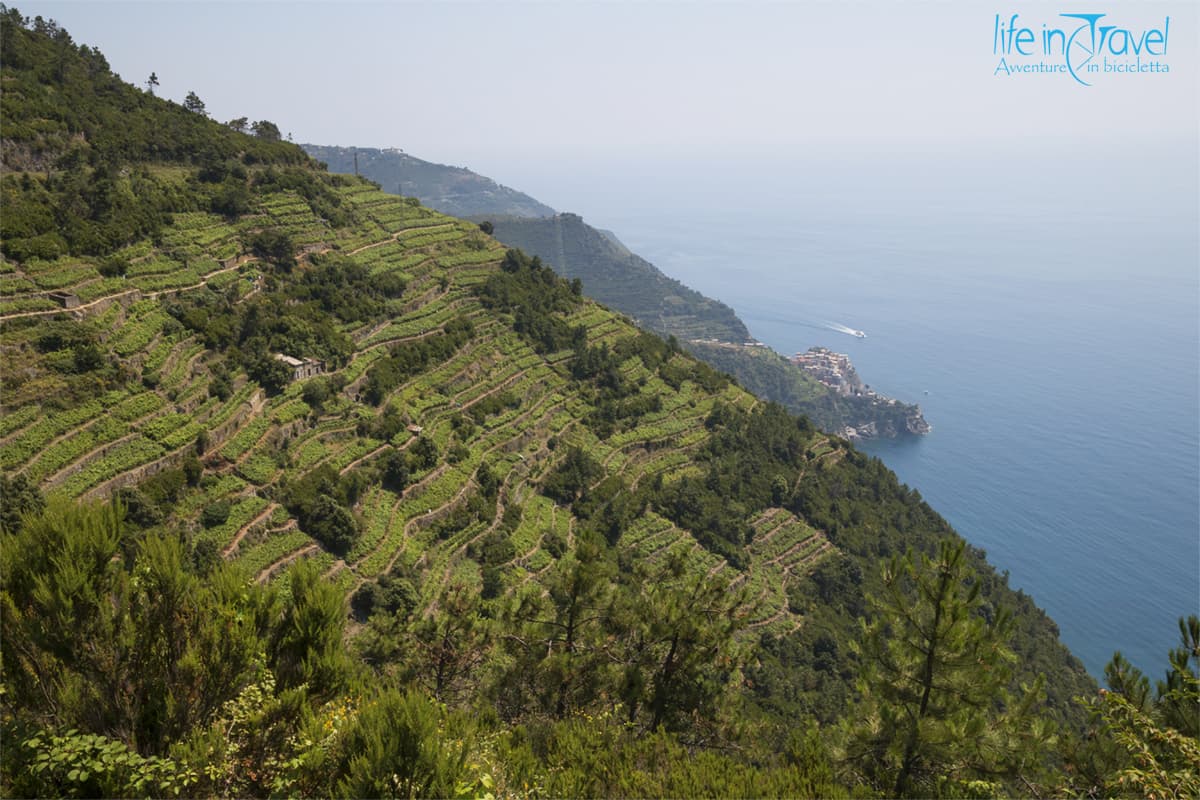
[506, 149, 1200, 679]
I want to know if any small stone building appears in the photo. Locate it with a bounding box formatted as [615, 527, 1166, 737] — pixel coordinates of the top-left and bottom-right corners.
[274, 353, 325, 381]
[48, 291, 80, 309]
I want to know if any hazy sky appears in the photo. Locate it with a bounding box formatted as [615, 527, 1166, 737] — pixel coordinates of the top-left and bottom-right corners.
[14, 0, 1198, 179]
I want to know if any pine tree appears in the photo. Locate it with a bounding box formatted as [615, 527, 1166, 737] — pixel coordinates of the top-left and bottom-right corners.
[331, 689, 476, 800]
[842, 539, 1054, 797]
[497, 535, 616, 720]
[1068, 615, 1200, 798]
[1158, 616, 1200, 739]
[615, 550, 749, 735]
[396, 581, 489, 705]
[270, 559, 351, 698]
[0, 499, 276, 755]
[183, 90, 206, 116]
[1106, 651, 1153, 712]
[0, 498, 130, 739]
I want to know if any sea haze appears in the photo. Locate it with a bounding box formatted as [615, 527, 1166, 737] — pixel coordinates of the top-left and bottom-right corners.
[508, 148, 1199, 679]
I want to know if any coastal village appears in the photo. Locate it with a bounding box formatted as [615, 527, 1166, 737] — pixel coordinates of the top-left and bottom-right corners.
[789, 347, 928, 439]
[686, 339, 930, 439]
[789, 346, 868, 398]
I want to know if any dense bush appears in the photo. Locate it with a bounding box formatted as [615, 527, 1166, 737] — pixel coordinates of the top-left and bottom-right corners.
[475, 249, 584, 353]
[363, 317, 473, 405]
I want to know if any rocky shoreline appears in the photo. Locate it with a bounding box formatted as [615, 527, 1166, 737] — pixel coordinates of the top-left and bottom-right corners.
[840, 408, 932, 440]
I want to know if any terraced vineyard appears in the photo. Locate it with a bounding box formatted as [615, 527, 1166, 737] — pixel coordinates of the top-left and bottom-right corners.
[0, 21, 1109, 796]
[0, 176, 848, 638]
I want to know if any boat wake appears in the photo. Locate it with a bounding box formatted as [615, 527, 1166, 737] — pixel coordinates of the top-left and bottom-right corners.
[825, 321, 867, 339]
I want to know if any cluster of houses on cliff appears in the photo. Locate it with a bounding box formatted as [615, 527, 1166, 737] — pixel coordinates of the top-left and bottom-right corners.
[788, 347, 870, 398]
[789, 346, 929, 439]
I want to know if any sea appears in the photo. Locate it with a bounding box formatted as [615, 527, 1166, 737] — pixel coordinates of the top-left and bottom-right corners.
[502, 147, 1200, 679]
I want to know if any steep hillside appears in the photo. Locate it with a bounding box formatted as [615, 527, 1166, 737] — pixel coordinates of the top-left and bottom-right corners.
[0, 12, 1113, 798]
[309, 145, 929, 438]
[484, 212, 750, 343]
[303, 144, 556, 218]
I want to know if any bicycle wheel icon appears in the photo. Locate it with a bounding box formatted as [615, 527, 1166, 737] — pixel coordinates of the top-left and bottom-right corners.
[1063, 13, 1105, 86]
